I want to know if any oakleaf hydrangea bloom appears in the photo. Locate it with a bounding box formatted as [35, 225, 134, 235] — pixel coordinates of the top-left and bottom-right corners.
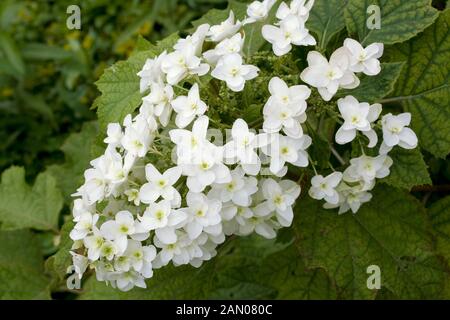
[69, 0, 420, 292]
[308, 172, 343, 205]
[262, 15, 316, 56]
[171, 83, 207, 128]
[335, 95, 382, 147]
[380, 113, 418, 154]
[343, 38, 384, 76]
[244, 0, 277, 24]
[207, 11, 242, 42]
[211, 53, 259, 92]
[300, 49, 360, 101]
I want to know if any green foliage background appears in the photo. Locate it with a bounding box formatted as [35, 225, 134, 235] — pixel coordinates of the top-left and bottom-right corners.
[0, 0, 449, 300]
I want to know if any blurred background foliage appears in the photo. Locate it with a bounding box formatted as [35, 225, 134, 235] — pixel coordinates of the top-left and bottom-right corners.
[0, 0, 228, 179]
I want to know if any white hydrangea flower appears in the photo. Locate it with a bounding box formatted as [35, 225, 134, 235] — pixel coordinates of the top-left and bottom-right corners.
[263, 76, 310, 138]
[110, 271, 147, 292]
[142, 82, 174, 127]
[324, 182, 373, 214]
[261, 178, 300, 227]
[308, 172, 343, 205]
[300, 49, 360, 101]
[171, 83, 207, 128]
[161, 45, 210, 85]
[343, 154, 393, 186]
[100, 210, 138, 254]
[262, 15, 316, 56]
[335, 95, 382, 147]
[224, 118, 272, 175]
[70, 212, 99, 240]
[207, 10, 242, 42]
[262, 134, 311, 174]
[243, 0, 277, 24]
[380, 113, 418, 154]
[136, 51, 167, 93]
[211, 53, 259, 92]
[276, 0, 315, 22]
[139, 164, 182, 206]
[174, 23, 210, 56]
[104, 123, 123, 147]
[343, 38, 384, 75]
[203, 33, 244, 65]
[208, 167, 258, 206]
[183, 192, 222, 240]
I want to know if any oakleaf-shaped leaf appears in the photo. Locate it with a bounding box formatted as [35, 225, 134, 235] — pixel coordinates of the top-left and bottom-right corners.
[46, 121, 98, 201]
[345, 0, 438, 45]
[381, 148, 431, 190]
[0, 230, 51, 299]
[337, 62, 404, 102]
[386, 9, 450, 158]
[307, 0, 349, 50]
[0, 167, 63, 231]
[429, 196, 450, 264]
[295, 186, 448, 299]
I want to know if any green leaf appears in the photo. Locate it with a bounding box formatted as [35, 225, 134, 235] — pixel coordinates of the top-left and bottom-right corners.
[295, 186, 448, 299]
[345, 0, 439, 45]
[429, 196, 450, 264]
[0, 31, 26, 77]
[307, 0, 349, 50]
[46, 121, 98, 201]
[0, 167, 63, 231]
[337, 62, 404, 102]
[386, 10, 450, 158]
[95, 33, 179, 131]
[0, 229, 51, 299]
[381, 148, 431, 190]
[21, 43, 72, 61]
[79, 235, 336, 300]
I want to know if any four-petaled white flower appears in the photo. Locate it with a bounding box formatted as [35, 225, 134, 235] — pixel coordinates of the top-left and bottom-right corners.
[207, 11, 242, 42]
[100, 211, 137, 254]
[300, 49, 359, 101]
[276, 0, 315, 22]
[184, 192, 222, 240]
[139, 164, 182, 206]
[161, 45, 209, 85]
[343, 154, 393, 187]
[142, 82, 174, 127]
[171, 83, 207, 128]
[262, 15, 316, 56]
[380, 113, 418, 154]
[261, 178, 301, 227]
[244, 0, 277, 24]
[262, 134, 311, 174]
[335, 95, 381, 147]
[343, 38, 383, 75]
[308, 172, 343, 205]
[211, 53, 259, 92]
[224, 118, 272, 175]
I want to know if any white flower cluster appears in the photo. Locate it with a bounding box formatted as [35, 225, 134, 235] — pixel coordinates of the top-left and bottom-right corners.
[68, 0, 419, 291]
[68, 1, 305, 292]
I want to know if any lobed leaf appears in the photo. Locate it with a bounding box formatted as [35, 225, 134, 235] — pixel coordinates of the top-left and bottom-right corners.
[0, 167, 63, 231]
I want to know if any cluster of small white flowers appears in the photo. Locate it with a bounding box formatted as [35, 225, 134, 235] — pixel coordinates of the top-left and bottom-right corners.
[69, 0, 419, 291]
[303, 44, 418, 214]
[68, 2, 303, 292]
